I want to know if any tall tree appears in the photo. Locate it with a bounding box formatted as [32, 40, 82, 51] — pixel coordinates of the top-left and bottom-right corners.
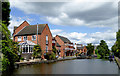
[112, 30, 120, 58]
[97, 40, 110, 58]
[1, 1, 19, 72]
[111, 41, 119, 57]
[86, 43, 94, 56]
[2, 2, 10, 26]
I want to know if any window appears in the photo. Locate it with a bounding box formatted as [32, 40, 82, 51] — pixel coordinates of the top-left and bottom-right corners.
[46, 45, 48, 52]
[46, 35, 48, 44]
[23, 36, 27, 41]
[18, 36, 21, 41]
[32, 35, 36, 41]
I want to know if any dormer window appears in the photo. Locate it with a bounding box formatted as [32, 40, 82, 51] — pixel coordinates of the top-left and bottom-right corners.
[18, 36, 21, 41]
[23, 36, 27, 41]
[32, 35, 36, 41]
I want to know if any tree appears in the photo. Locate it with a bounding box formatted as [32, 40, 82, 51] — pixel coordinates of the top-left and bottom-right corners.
[2, 2, 10, 26]
[1, 23, 19, 71]
[86, 43, 94, 56]
[116, 30, 120, 58]
[111, 41, 118, 57]
[1, 1, 19, 72]
[111, 30, 120, 58]
[97, 40, 110, 58]
[32, 45, 42, 58]
[52, 46, 57, 54]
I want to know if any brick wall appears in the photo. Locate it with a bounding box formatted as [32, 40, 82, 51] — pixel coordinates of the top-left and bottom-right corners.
[55, 35, 65, 57]
[13, 21, 29, 41]
[14, 35, 38, 44]
[38, 24, 52, 51]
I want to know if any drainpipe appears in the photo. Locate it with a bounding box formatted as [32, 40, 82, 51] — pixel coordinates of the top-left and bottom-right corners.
[37, 23, 38, 45]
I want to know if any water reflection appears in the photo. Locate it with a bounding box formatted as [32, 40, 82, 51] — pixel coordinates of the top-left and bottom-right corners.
[10, 59, 120, 74]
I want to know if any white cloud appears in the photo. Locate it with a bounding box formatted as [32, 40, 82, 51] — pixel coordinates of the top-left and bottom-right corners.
[10, 1, 118, 28]
[43, 12, 85, 26]
[51, 29, 63, 37]
[9, 1, 118, 49]
[51, 28, 116, 49]
[8, 15, 34, 35]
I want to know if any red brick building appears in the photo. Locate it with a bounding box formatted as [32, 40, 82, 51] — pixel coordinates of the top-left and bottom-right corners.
[52, 37, 61, 56]
[74, 43, 87, 55]
[55, 35, 74, 57]
[13, 21, 52, 59]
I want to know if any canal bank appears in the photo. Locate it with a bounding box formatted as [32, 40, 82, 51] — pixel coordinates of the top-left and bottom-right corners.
[115, 57, 120, 69]
[15, 56, 77, 66]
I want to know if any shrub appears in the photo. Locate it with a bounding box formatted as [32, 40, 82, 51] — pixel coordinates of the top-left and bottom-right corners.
[32, 45, 42, 59]
[45, 52, 56, 60]
[20, 57, 24, 60]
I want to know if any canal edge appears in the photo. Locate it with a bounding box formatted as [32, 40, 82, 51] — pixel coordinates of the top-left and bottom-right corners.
[14, 57, 77, 67]
[115, 57, 120, 69]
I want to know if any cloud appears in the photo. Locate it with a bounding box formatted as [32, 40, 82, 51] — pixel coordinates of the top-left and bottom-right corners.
[51, 29, 63, 37]
[9, 1, 118, 49]
[51, 28, 116, 49]
[10, 1, 118, 28]
[43, 12, 85, 26]
[8, 15, 34, 35]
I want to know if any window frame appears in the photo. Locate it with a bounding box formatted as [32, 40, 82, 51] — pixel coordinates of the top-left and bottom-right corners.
[32, 35, 36, 41]
[18, 36, 21, 41]
[46, 35, 48, 44]
[23, 36, 27, 41]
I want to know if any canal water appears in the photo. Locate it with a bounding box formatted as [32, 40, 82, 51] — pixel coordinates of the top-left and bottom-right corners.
[11, 59, 119, 74]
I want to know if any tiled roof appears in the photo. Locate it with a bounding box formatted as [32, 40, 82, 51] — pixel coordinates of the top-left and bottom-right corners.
[57, 35, 71, 43]
[15, 24, 46, 36]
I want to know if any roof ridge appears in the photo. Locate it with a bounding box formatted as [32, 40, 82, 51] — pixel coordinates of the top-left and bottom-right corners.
[30, 24, 47, 26]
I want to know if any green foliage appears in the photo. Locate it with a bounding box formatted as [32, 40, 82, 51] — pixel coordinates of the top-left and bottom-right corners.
[2, 2, 10, 26]
[45, 52, 56, 60]
[111, 30, 120, 58]
[1, 1, 19, 72]
[97, 40, 110, 58]
[86, 43, 94, 56]
[117, 30, 120, 49]
[20, 57, 24, 60]
[95, 49, 98, 54]
[2, 40, 19, 71]
[2, 57, 10, 71]
[52, 46, 57, 53]
[32, 45, 42, 58]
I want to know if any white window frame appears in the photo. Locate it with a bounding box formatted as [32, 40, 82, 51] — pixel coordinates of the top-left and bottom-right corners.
[32, 35, 36, 41]
[46, 35, 48, 44]
[18, 36, 21, 41]
[46, 45, 48, 52]
[46, 35, 48, 41]
[23, 36, 27, 41]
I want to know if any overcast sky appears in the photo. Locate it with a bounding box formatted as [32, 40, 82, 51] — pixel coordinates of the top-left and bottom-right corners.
[9, 0, 119, 49]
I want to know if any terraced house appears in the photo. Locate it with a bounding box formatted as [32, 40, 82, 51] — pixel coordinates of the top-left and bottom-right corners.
[55, 35, 75, 57]
[13, 21, 52, 59]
